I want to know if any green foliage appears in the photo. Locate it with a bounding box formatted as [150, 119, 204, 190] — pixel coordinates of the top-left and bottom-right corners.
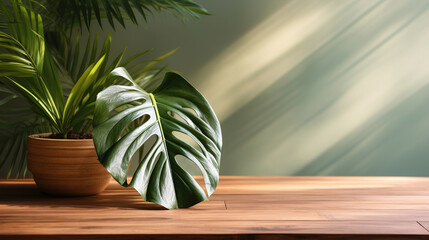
[0, 83, 52, 178]
[40, 0, 209, 31]
[93, 70, 221, 209]
[0, 1, 64, 133]
[0, 0, 222, 209]
[0, 0, 167, 136]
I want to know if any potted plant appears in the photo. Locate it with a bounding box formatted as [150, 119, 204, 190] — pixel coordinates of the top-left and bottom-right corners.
[0, 0, 222, 209]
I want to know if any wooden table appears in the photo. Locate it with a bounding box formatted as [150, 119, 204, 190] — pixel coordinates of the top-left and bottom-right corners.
[1, 176, 429, 239]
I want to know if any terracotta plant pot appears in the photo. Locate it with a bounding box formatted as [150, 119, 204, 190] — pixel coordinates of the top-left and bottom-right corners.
[27, 133, 111, 196]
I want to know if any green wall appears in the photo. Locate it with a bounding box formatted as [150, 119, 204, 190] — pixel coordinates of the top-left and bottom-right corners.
[93, 0, 429, 176]
[3, 0, 429, 177]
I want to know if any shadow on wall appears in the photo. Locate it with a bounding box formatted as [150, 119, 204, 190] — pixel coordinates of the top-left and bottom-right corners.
[8, 0, 426, 178]
[201, 0, 429, 176]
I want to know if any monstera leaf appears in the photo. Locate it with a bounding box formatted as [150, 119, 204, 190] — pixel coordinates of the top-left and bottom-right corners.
[93, 68, 222, 209]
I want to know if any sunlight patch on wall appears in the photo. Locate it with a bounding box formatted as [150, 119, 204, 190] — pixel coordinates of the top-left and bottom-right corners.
[217, 0, 429, 176]
[193, 1, 355, 122]
[251, 2, 429, 175]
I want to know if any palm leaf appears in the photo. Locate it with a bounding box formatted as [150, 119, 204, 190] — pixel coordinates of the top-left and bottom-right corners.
[0, 83, 51, 178]
[93, 69, 221, 209]
[40, 0, 209, 31]
[0, 120, 51, 179]
[62, 55, 106, 133]
[57, 33, 173, 133]
[0, 0, 63, 132]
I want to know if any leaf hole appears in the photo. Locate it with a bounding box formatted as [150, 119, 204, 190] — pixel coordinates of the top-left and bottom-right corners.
[168, 110, 188, 125]
[119, 113, 151, 138]
[172, 131, 203, 154]
[105, 101, 147, 123]
[127, 135, 158, 182]
[168, 110, 199, 130]
[116, 99, 147, 112]
[183, 107, 198, 117]
[175, 155, 207, 196]
[175, 155, 201, 176]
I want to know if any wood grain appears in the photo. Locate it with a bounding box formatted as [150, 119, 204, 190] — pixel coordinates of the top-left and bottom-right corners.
[1, 176, 429, 239]
[27, 134, 111, 196]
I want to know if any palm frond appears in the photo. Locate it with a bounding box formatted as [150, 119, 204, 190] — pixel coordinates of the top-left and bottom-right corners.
[0, 83, 51, 179]
[0, 0, 64, 132]
[40, 0, 209, 31]
[0, 120, 51, 179]
[126, 48, 176, 91]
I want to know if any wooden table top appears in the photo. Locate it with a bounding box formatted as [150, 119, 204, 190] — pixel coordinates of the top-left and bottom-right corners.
[1, 176, 429, 239]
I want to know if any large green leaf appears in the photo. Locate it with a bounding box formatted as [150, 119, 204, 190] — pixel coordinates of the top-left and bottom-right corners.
[93, 68, 221, 209]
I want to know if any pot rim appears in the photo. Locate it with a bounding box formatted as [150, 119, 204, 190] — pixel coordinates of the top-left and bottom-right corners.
[28, 133, 94, 142]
